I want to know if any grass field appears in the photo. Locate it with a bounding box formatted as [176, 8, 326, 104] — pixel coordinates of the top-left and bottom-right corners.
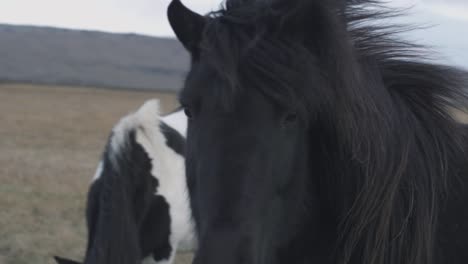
[0, 84, 192, 264]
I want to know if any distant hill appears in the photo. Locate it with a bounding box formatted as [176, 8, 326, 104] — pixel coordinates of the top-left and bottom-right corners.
[0, 21, 466, 93]
[0, 24, 189, 92]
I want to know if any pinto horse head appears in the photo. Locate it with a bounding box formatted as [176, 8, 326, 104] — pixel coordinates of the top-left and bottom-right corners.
[169, 0, 468, 264]
[53, 100, 193, 264]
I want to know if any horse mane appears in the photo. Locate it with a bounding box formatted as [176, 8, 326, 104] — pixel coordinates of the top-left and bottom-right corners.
[195, 1, 468, 264]
[84, 100, 165, 264]
[84, 128, 144, 264]
[333, 2, 468, 264]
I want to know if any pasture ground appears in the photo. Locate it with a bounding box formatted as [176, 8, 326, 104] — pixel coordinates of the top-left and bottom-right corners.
[0, 84, 192, 264]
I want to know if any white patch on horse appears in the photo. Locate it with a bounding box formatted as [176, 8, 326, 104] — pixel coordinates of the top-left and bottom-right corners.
[108, 107, 141, 168]
[133, 100, 196, 257]
[162, 109, 187, 137]
[92, 161, 103, 181]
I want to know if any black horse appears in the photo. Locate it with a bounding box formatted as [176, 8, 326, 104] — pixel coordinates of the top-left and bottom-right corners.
[168, 0, 468, 263]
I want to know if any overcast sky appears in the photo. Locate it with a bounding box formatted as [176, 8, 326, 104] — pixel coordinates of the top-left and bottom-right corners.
[1, 0, 467, 66]
[0, 0, 466, 37]
[0, 0, 221, 37]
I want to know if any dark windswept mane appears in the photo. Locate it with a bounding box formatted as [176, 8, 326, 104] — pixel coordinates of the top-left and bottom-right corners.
[196, 1, 321, 114]
[339, 3, 468, 264]
[194, 1, 468, 264]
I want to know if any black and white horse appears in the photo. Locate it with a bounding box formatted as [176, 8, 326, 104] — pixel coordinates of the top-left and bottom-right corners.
[55, 100, 195, 264]
[168, 0, 468, 264]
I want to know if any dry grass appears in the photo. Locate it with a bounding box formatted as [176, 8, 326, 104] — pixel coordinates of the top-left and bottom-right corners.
[0, 84, 192, 264]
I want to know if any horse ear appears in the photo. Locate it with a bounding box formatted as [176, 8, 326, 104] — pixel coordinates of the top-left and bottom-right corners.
[167, 0, 206, 55]
[53, 256, 81, 264]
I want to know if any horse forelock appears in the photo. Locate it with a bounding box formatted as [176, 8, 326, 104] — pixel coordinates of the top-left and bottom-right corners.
[188, 7, 323, 117]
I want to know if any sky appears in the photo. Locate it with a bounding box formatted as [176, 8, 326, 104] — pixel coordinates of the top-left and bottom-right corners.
[0, 0, 466, 37]
[1, 0, 467, 67]
[0, 0, 220, 37]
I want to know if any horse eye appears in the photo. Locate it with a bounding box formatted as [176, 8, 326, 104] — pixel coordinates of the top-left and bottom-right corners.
[283, 112, 298, 125]
[183, 107, 193, 119]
